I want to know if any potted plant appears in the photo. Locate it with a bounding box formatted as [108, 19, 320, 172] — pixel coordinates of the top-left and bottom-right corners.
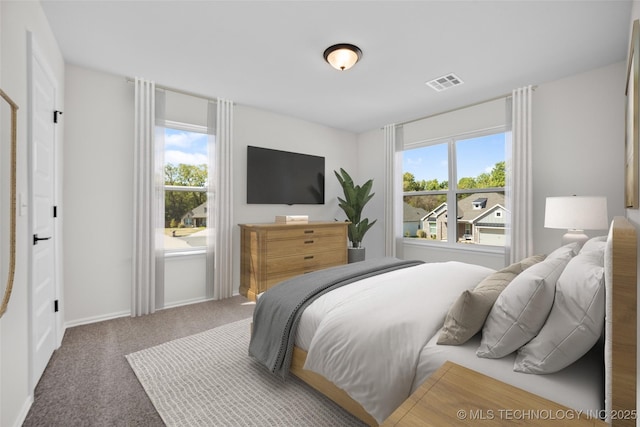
[334, 168, 377, 263]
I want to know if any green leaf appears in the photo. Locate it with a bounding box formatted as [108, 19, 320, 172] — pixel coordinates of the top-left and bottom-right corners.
[334, 169, 377, 247]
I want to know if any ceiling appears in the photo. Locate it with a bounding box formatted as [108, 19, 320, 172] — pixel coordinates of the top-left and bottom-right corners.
[40, 0, 633, 133]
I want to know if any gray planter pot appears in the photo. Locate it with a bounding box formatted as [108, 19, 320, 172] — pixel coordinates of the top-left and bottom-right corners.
[348, 247, 366, 263]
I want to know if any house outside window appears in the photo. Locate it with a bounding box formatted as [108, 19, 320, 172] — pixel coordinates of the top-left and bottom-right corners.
[403, 130, 506, 248]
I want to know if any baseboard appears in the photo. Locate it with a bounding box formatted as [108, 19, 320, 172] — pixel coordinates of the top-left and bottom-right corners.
[11, 395, 33, 427]
[163, 296, 213, 310]
[64, 295, 241, 329]
[64, 310, 130, 328]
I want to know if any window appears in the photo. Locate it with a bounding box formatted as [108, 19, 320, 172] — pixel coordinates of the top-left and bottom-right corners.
[164, 122, 209, 252]
[403, 130, 506, 248]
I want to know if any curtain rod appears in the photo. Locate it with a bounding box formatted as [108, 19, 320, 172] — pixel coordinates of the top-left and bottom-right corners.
[392, 85, 537, 128]
[126, 77, 217, 103]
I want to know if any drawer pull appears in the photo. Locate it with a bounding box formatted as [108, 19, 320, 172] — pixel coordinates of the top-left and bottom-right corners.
[304, 230, 314, 234]
[304, 240, 314, 244]
[304, 255, 314, 260]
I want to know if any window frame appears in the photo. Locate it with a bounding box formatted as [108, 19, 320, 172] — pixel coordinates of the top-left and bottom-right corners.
[402, 126, 507, 253]
[163, 120, 209, 257]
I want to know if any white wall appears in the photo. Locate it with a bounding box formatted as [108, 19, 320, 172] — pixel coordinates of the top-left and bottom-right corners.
[358, 62, 625, 270]
[62, 66, 360, 323]
[164, 253, 206, 307]
[0, 2, 65, 426]
[232, 104, 358, 293]
[356, 127, 387, 261]
[63, 70, 217, 322]
[533, 61, 625, 255]
[63, 65, 133, 325]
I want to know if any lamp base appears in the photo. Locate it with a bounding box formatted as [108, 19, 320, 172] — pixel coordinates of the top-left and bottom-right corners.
[561, 230, 589, 247]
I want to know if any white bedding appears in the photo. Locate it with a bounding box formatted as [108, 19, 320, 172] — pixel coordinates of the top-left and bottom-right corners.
[295, 259, 604, 424]
[297, 261, 494, 423]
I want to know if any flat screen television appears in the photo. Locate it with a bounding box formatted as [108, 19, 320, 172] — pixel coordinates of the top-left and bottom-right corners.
[247, 146, 325, 205]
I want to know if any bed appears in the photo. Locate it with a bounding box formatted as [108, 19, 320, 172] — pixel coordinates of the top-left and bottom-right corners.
[249, 216, 637, 426]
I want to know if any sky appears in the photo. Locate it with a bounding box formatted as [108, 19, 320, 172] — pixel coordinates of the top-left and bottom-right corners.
[403, 133, 506, 184]
[165, 128, 208, 166]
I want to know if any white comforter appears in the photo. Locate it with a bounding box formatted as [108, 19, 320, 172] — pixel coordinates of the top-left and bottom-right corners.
[301, 261, 494, 423]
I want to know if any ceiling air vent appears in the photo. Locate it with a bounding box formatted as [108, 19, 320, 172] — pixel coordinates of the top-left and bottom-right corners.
[426, 73, 464, 92]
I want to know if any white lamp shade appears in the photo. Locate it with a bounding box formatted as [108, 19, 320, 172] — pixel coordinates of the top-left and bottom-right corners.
[544, 196, 608, 230]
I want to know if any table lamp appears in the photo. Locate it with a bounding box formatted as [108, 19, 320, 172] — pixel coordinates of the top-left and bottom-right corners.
[544, 196, 608, 246]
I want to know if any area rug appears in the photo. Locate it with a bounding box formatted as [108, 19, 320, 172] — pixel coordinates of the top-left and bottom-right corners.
[126, 317, 366, 426]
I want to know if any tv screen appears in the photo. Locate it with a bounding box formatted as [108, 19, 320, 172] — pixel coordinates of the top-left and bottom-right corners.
[247, 146, 325, 205]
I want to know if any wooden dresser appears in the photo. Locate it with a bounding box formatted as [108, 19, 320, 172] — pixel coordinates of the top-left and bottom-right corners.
[239, 221, 348, 301]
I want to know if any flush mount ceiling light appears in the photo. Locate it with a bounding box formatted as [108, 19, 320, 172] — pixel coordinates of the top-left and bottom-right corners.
[323, 44, 362, 71]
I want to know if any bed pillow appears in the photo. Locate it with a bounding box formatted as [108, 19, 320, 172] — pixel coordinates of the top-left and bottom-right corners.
[476, 251, 573, 358]
[547, 242, 580, 259]
[437, 255, 546, 345]
[579, 236, 607, 254]
[514, 249, 605, 374]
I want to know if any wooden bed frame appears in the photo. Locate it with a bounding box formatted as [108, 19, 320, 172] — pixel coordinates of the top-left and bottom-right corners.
[289, 216, 637, 427]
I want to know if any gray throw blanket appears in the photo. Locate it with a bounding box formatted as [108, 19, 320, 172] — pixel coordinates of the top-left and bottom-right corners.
[248, 257, 424, 378]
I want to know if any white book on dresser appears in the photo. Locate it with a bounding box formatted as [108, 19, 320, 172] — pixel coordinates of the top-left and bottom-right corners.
[275, 215, 309, 224]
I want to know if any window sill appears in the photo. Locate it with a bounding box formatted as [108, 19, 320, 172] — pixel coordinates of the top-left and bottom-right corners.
[403, 238, 505, 255]
[165, 249, 206, 258]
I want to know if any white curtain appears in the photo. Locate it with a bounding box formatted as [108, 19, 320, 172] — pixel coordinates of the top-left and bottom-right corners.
[505, 85, 534, 264]
[132, 78, 165, 316]
[212, 98, 234, 299]
[383, 124, 403, 258]
[205, 101, 217, 299]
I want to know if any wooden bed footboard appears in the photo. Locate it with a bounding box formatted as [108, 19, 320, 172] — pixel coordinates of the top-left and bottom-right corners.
[291, 346, 379, 426]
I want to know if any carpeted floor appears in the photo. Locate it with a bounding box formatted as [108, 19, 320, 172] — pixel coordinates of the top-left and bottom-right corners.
[23, 296, 256, 427]
[127, 318, 365, 427]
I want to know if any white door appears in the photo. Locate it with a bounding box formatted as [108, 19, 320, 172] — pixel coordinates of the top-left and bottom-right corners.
[29, 34, 58, 389]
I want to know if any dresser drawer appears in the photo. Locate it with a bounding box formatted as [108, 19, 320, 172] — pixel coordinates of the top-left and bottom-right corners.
[265, 255, 346, 288]
[266, 235, 345, 258]
[266, 225, 345, 241]
[266, 250, 346, 275]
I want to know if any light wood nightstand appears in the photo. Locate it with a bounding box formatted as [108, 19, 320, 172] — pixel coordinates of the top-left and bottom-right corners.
[381, 361, 607, 426]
